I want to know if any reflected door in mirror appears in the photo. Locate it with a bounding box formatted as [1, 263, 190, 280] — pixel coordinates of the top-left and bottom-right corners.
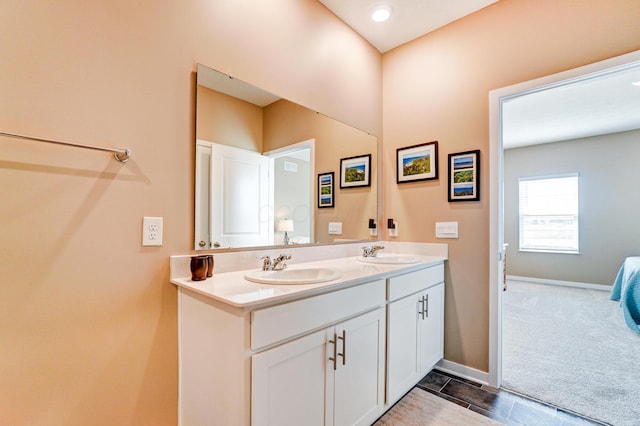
[195, 63, 378, 250]
[197, 141, 272, 249]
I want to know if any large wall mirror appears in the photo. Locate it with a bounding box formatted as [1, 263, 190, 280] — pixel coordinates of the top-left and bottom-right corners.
[195, 63, 378, 250]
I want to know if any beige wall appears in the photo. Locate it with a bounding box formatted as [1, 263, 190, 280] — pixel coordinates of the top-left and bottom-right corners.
[382, 0, 640, 371]
[3, 0, 640, 422]
[197, 86, 263, 152]
[264, 100, 378, 243]
[504, 129, 640, 285]
[0, 0, 381, 424]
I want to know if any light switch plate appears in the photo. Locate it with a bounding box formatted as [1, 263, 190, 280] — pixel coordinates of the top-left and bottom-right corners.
[143, 217, 163, 246]
[328, 222, 342, 235]
[436, 221, 458, 238]
[388, 222, 398, 237]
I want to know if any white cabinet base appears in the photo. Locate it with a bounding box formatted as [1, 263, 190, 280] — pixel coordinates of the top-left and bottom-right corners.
[331, 308, 385, 426]
[252, 308, 385, 426]
[386, 267, 445, 406]
[178, 289, 251, 425]
[252, 329, 327, 426]
[387, 291, 422, 403]
[177, 261, 445, 425]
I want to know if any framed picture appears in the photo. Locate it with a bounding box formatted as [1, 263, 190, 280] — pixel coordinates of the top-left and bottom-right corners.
[340, 154, 371, 188]
[396, 141, 438, 183]
[317, 172, 335, 208]
[448, 150, 480, 202]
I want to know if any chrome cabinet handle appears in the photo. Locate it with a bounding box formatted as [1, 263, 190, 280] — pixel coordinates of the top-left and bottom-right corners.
[424, 294, 429, 318]
[328, 333, 338, 371]
[418, 296, 425, 319]
[338, 329, 346, 366]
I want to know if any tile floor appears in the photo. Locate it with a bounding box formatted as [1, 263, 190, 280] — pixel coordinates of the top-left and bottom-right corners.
[416, 370, 609, 425]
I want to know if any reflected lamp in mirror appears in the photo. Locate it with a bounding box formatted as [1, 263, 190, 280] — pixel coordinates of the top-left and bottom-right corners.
[278, 219, 294, 245]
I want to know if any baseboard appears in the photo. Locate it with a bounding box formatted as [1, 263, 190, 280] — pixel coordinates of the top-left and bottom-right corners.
[506, 275, 611, 291]
[436, 359, 489, 386]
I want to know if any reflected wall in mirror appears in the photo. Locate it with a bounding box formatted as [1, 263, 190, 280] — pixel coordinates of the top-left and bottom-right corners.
[195, 63, 378, 250]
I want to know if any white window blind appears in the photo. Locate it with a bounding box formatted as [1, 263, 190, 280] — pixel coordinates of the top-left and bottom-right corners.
[518, 174, 579, 253]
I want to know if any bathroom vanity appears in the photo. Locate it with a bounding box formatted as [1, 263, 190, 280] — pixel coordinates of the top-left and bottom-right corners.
[170, 243, 446, 425]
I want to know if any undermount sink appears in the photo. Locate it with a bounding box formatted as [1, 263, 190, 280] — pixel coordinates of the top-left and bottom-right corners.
[244, 268, 343, 285]
[356, 254, 421, 265]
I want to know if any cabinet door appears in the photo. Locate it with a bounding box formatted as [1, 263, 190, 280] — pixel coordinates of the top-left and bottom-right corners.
[252, 328, 327, 426]
[332, 308, 385, 426]
[387, 293, 421, 404]
[419, 283, 444, 373]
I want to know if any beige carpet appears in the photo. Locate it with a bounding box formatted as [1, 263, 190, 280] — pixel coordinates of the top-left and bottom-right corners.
[374, 388, 502, 425]
[503, 281, 640, 425]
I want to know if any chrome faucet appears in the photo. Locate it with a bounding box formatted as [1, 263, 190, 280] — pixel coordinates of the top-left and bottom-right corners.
[261, 256, 272, 271]
[272, 254, 291, 270]
[362, 245, 385, 257]
[261, 254, 292, 271]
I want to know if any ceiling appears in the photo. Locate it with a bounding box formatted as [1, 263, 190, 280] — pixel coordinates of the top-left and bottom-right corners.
[318, 0, 640, 148]
[197, 64, 280, 107]
[502, 64, 640, 149]
[318, 0, 499, 53]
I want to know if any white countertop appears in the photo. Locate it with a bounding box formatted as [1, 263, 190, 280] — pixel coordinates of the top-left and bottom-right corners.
[171, 255, 446, 310]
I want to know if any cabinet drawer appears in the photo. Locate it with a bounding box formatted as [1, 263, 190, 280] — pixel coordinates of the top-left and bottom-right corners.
[251, 280, 385, 350]
[387, 263, 444, 302]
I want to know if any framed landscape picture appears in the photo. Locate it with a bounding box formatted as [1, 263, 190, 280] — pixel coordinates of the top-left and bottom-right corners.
[340, 154, 371, 188]
[318, 172, 334, 208]
[396, 141, 438, 183]
[448, 150, 480, 202]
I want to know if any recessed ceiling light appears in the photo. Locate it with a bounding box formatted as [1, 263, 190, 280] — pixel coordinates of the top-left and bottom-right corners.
[632, 81, 640, 87]
[371, 5, 392, 22]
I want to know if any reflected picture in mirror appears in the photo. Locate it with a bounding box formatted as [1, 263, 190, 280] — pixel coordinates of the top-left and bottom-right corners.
[340, 154, 371, 188]
[318, 172, 335, 208]
[194, 63, 378, 250]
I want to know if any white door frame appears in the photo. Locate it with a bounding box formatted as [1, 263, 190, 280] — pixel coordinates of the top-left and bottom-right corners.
[264, 139, 315, 244]
[488, 49, 640, 388]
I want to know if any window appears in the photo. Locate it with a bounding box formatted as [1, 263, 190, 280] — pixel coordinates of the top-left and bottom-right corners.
[518, 174, 579, 253]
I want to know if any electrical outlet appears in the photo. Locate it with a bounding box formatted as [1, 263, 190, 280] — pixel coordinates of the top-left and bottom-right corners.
[142, 217, 163, 246]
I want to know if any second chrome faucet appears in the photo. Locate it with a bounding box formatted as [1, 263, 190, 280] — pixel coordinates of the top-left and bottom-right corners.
[362, 245, 384, 257]
[261, 254, 292, 271]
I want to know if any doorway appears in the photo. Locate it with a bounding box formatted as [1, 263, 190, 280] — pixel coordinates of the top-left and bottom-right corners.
[489, 50, 640, 387]
[265, 139, 315, 245]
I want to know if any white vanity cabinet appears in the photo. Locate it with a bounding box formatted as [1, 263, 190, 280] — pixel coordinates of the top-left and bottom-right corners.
[178, 278, 386, 426]
[173, 251, 447, 426]
[386, 264, 445, 405]
[252, 307, 385, 426]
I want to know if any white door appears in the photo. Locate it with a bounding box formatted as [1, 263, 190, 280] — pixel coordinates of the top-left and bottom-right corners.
[332, 308, 385, 426]
[387, 293, 421, 404]
[419, 283, 445, 373]
[252, 329, 327, 426]
[210, 143, 271, 248]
